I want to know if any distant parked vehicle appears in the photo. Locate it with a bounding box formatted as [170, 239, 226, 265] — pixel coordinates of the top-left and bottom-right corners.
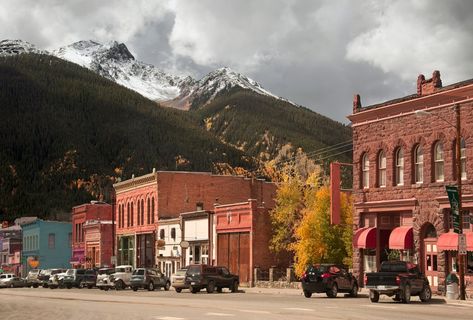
[95, 268, 115, 290]
[185, 265, 239, 294]
[301, 264, 358, 298]
[26, 269, 42, 288]
[48, 269, 68, 289]
[130, 268, 171, 291]
[38, 269, 52, 288]
[365, 261, 431, 303]
[0, 275, 26, 288]
[81, 269, 98, 289]
[96, 265, 133, 291]
[63, 269, 87, 289]
[171, 268, 189, 293]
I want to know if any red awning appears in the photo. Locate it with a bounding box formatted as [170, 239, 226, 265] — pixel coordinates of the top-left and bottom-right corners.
[437, 232, 473, 251]
[353, 227, 376, 249]
[389, 226, 413, 250]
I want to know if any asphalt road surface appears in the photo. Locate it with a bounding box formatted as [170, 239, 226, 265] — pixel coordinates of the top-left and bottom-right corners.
[1, 287, 473, 320]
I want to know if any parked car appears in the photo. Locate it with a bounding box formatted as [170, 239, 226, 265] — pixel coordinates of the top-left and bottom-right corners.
[0, 275, 26, 288]
[48, 269, 68, 289]
[365, 260, 431, 303]
[96, 265, 133, 290]
[95, 268, 115, 290]
[185, 265, 239, 294]
[37, 269, 52, 288]
[301, 264, 358, 298]
[130, 268, 171, 291]
[81, 269, 98, 289]
[63, 269, 87, 289]
[26, 269, 42, 288]
[171, 267, 189, 293]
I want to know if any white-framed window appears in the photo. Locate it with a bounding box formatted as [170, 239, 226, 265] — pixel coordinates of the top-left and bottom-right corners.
[362, 153, 369, 188]
[395, 148, 404, 186]
[378, 150, 386, 187]
[461, 138, 467, 180]
[48, 233, 55, 249]
[415, 144, 423, 183]
[434, 141, 444, 182]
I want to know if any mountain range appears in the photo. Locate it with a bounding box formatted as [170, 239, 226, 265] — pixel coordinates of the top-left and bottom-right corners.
[0, 39, 351, 220]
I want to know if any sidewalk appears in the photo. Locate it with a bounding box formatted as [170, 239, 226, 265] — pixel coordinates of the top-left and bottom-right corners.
[243, 286, 473, 304]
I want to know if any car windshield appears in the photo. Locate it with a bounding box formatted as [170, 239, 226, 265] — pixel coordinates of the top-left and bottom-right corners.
[308, 265, 329, 274]
[187, 266, 201, 275]
[174, 269, 187, 276]
[133, 269, 145, 275]
[66, 269, 74, 275]
[98, 269, 114, 275]
[115, 267, 126, 273]
[51, 270, 62, 275]
[40, 270, 51, 276]
[380, 262, 408, 272]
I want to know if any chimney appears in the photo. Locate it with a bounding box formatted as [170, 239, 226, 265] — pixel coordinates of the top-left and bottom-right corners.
[196, 202, 204, 211]
[417, 70, 442, 96]
[353, 94, 362, 114]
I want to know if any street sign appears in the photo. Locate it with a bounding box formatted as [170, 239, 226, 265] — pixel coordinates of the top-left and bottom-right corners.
[458, 234, 467, 255]
[446, 186, 461, 234]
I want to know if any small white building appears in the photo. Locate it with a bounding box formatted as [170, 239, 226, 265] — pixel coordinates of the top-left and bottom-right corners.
[181, 210, 216, 267]
[156, 217, 182, 278]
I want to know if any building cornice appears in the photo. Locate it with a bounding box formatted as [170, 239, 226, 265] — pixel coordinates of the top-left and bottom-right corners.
[113, 172, 157, 193]
[354, 198, 418, 212]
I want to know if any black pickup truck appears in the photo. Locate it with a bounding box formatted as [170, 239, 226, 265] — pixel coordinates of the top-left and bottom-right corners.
[185, 265, 239, 293]
[365, 261, 432, 303]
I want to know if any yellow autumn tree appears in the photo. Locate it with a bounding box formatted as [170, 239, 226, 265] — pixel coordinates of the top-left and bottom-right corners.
[291, 182, 353, 277]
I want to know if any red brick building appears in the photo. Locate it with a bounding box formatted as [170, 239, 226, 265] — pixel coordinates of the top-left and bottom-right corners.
[113, 170, 276, 269]
[71, 201, 112, 268]
[83, 220, 113, 268]
[215, 196, 277, 286]
[349, 71, 473, 295]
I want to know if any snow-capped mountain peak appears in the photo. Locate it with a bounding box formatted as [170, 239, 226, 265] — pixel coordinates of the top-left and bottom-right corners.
[0, 39, 47, 56]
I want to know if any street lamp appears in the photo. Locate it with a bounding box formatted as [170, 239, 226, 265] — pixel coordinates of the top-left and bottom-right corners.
[416, 105, 466, 300]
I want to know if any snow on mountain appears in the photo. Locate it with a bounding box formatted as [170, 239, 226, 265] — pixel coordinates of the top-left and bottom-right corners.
[52, 40, 192, 101]
[1, 39, 290, 109]
[0, 39, 47, 56]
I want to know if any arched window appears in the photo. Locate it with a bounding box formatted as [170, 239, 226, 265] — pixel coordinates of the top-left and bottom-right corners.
[121, 204, 125, 228]
[461, 138, 467, 180]
[434, 141, 444, 182]
[151, 197, 155, 223]
[147, 198, 151, 224]
[127, 203, 130, 227]
[362, 153, 369, 188]
[137, 199, 141, 225]
[130, 202, 134, 226]
[171, 228, 176, 240]
[395, 148, 404, 186]
[378, 150, 386, 187]
[141, 199, 145, 225]
[118, 204, 122, 228]
[415, 144, 423, 183]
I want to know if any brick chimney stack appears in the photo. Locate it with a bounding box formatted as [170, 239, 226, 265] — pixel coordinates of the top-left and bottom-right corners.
[417, 70, 442, 96]
[353, 94, 362, 114]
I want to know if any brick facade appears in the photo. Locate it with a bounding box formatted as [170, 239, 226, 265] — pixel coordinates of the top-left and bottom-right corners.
[349, 71, 473, 296]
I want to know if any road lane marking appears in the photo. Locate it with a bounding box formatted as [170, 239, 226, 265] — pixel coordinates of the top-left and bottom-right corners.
[364, 305, 397, 309]
[283, 307, 314, 312]
[154, 317, 185, 320]
[447, 303, 473, 308]
[238, 309, 271, 314]
[206, 312, 234, 316]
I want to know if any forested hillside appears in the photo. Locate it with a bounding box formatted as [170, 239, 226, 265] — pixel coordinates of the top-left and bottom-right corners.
[0, 54, 252, 221]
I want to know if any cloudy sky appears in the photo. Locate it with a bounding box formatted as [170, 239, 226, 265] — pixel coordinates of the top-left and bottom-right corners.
[1, 0, 473, 123]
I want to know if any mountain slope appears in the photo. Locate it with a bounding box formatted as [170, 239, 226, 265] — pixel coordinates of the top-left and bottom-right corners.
[195, 89, 352, 163]
[0, 54, 253, 221]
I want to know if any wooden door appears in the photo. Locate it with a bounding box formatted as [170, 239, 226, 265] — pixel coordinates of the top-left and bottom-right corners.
[424, 238, 439, 290]
[238, 233, 250, 283]
[229, 233, 239, 275]
[217, 234, 229, 267]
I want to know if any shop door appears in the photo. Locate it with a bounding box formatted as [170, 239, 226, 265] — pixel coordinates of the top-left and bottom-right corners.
[424, 238, 439, 290]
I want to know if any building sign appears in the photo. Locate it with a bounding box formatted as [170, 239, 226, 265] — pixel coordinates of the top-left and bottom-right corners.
[27, 256, 40, 268]
[446, 186, 461, 234]
[458, 234, 467, 255]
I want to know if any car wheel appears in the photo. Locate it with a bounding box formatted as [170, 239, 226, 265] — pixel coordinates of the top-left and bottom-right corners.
[132, 287, 138, 292]
[67, 284, 72, 289]
[206, 281, 215, 293]
[148, 281, 155, 291]
[401, 285, 411, 304]
[216, 287, 222, 293]
[349, 283, 358, 298]
[115, 280, 124, 291]
[303, 290, 312, 298]
[175, 288, 182, 293]
[393, 294, 401, 301]
[87, 285, 93, 289]
[191, 286, 199, 294]
[326, 283, 338, 298]
[43, 284, 48, 288]
[33, 284, 39, 288]
[104, 287, 110, 291]
[164, 281, 171, 291]
[231, 281, 239, 293]
[419, 285, 432, 302]
[369, 290, 380, 303]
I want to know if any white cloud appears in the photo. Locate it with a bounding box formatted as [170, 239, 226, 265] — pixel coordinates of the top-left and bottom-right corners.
[346, 1, 473, 84]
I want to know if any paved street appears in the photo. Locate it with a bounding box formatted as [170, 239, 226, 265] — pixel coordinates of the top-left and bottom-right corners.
[1, 287, 473, 320]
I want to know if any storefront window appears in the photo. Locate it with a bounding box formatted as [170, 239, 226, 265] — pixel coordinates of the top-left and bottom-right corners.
[467, 252, 473, 274]
[363, 249, 376, 273]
